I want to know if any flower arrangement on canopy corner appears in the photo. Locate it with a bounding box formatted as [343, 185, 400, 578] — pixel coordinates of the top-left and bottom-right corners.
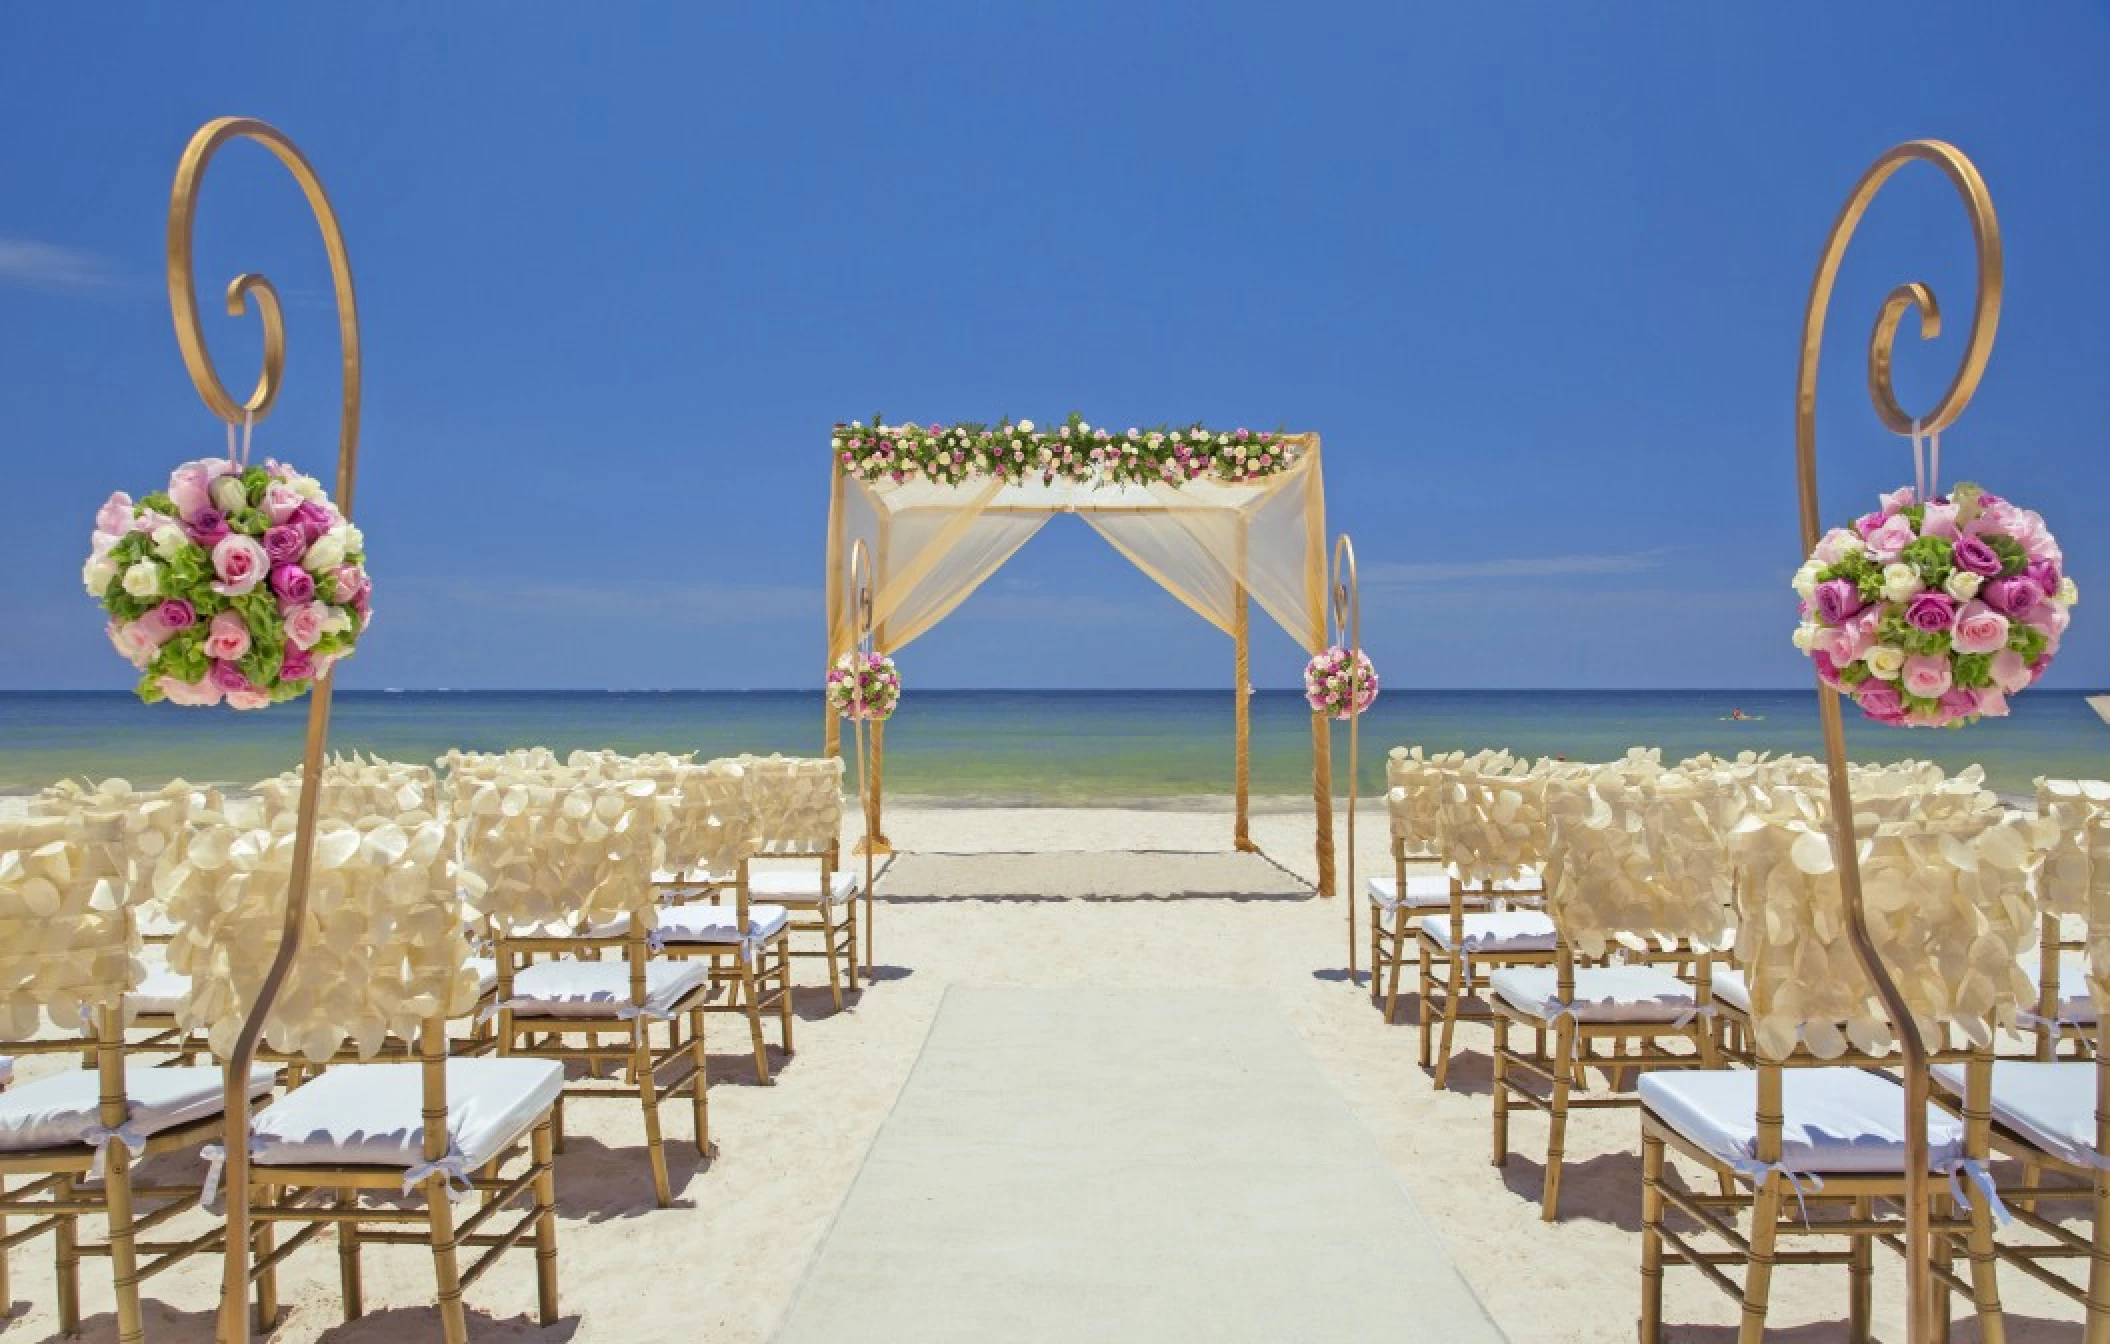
[828, 651, 900, 722]
[833, 412, 1300, 489]
[1792, 483, 2075, 728]
[84, 456, 371, 709]
[1305, 646, 1379, 720]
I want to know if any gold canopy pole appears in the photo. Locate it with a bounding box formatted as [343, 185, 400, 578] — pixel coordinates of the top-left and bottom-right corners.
[1305, 439, 1334, 897]
[1795, 138, 2001, 1344]
[1233, 518, 1254, 852]
[1330, 534, 1363, 980]
[823, 452, 847, 761]
[846, 540, 879, 976]
[167, 116, 361, 1344]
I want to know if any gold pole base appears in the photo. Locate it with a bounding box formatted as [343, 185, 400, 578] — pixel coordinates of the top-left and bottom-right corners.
[1233, 837, 1262, 854]
[854, 834, 894, 857]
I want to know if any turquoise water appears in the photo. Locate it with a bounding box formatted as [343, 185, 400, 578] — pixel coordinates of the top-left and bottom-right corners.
[0, 689, 2102, 802]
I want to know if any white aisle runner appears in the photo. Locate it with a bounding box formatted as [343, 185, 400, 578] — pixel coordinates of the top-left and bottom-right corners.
[773, 987, 1508, 1343]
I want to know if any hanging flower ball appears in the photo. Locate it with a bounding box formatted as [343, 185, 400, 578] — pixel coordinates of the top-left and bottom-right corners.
[84, 457, 371, 710]
[828, 650, 900, 722]
[1791, 483, 2075, 728]
[1304, 646, 1379, 720]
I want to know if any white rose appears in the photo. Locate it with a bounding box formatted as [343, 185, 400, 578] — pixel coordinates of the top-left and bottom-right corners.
[2058, 577, 2080, 606]
[342, 523, 364, 554]
[121, 560, 162, 599]
[1942, 570, 1982, 602]
[83, 555, 118, 596]
[1880, 563, 1923, 604]
[1217, 433, 1230, 445]
[1791, 622, 1822, 652]
[319, 605, 354, 637]
[152, 523, 189, 561]
[1077, 422, 1090, 434]
[209, 475, 248, 514]
[292, 474, 325, 502]
[1791, 562, 1821, 600]
[1016, 420, 1034, 433]
[1864, 645, 1906, 681]
[302, 530, 349, 572]
[1836, 533, 1866, 558]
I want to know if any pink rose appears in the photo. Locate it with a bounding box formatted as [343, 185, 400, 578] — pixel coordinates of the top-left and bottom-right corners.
[279, 645, 315, 681]
[203, 610, 251, 661]
[168, 464, 214, 522]
[283, 602, 326, 650]
[1989, 650, 2033, 694]
[331, 565, 369, 606]
[156, 599, 196, 630]
[270, 564, 315, 604]
[2026, 600, 2071, 642]
[1950, 601, 2010, 655]
[290, 500, 335, 543]
[1856, 683, 1905, 721]
[185, 509, 231, 549]
[226, 688, 272, 711]
[262, 482, 304, 524]
[211, 534, 269, 596]
[262, 525, 306, 567]
[157, 676, 224, 707]
[1901, 654, 1953, 699]
[1879, 486, 1916, 515]
[208, 659, 254, 696]
[1919, 500, 1959, 539]
[1951, 535, 2003, 578]
[1974, 687, 2010, 718]
[1854, 511, 1887, 539]
[1827, 606, 1883, 664]
[1863, 514, 1917, 563]
[1903, 592, 1955, 632]
[1812, 649, 1843, 689]
[1937, 687, 1979, 721]
[95, 492, 134, 541]
[109, 617, 164, 669]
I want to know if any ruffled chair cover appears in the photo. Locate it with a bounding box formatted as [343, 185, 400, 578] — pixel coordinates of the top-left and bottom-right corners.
[160, 817, 474, 1063]
[254, 754, 441, 827]
[1729, 790, 2049, 1062]
[0, 817, 136, 1037]
[456, 776, 668, 934]
[724, 755, 845, 855]
[1545, 766, 1737, 959]
[660, 762, 762, 879]
[2036, 779, 2110, 1014]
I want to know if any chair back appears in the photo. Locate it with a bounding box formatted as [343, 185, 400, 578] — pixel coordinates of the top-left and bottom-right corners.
[459, 775, 667, 934]
[726, 755, 845, 857]
[1546, 765, 1735, 959]
[0, 814, 136, 1039]
[254, 755, 442, 827]
[161, 815, 469, 1063]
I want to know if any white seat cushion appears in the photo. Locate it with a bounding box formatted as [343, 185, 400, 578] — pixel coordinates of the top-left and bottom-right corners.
[504, 958, 711, 1020]
[1491, 966, 1699, 1024]
[253, 1057, 563, 1172]
[657, 903, 790, 944]
[466, 956, 499, 998]
[2019, 951, 2097, 1026]
[1365, 873, 1456, 909]
[1932, 1060, 2101, 1171]
[746, 868, 859, 905]
[1639, 1067, 1964, 1174]
[1713, 968, 1751, 1016]
[0, 1057, 12, 1089]
[0, 1064, 276, 1153]
[129, 953, 192, 1017]
[1414, 910, 1557, 956]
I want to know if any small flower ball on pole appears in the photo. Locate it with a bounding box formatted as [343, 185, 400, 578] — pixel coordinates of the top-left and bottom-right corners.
[828, 651, 901, 721]
[1791, 483, 2074, 727]
[1304, 646, 1379, 720]
[85, 457, 371, 709]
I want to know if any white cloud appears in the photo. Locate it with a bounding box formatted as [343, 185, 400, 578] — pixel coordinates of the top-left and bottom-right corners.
[1364, 549, 1668, 584]
[0, 238, 120, 294]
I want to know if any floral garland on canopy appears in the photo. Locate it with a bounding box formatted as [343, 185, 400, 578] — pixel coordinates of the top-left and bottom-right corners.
[1792, 482, 2075, 728]
[85, 456, 371, 710]
[833, 412, 1299, 489]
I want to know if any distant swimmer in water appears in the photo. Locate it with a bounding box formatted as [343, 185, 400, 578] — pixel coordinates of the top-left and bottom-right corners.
[1728, 707, 1749, 721]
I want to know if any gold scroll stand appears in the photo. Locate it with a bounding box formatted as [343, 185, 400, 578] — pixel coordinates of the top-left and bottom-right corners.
[1796, 138, 2001, 1344]
[168, 116, 361, 1344]
[846, 539, 880, 978]
[1328, 534, 1364, 976]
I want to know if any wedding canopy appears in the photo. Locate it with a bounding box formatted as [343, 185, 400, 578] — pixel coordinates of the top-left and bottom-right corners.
[821, 426, 1342, 893]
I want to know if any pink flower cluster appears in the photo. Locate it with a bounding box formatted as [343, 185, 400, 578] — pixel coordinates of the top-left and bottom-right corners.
[85, 455, 371, 710]
[827, 651, 900, 722]
[1793, 484, 2075, 728]
[1305, 646, 1379, 720]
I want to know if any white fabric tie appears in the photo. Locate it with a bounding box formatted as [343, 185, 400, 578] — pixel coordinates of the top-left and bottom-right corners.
[1731, 1158, 1824, 1226]
[199, 1138, 265, 1208]
[403, 1153, 475, 1201]
[1909, 418, 1943, 502]
[1946, 1159, 2012, 1226]
[2016, 1009, 2085, 1050]
[82, 1121, 148, 1181]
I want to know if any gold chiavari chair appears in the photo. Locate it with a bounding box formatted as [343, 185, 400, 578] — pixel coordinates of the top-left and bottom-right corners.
[477, 775, 715, 1207]
[1492, 766, 1730, 1220]
[1369, 749, 1485, 1022]
[1414, 752, 1564, 1089]
[165, 813, 561, 1343]
[2027, 778, 2108, 1061]
[0, 811, 273, 1343]
[707, 755, 859, 1013]
[1637, 799, 2043, 1344]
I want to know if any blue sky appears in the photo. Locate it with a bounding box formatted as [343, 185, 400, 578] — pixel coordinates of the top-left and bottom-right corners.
[2, 4, 2106, 691]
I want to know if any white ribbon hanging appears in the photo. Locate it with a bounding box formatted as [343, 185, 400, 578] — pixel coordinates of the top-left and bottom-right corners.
[82, 1120, 148, 1181]
[224, 409, 257, 470]
[1909, 418, 1944, 503]
[403, 1152, 476, 1202]
[199, 1137, 265, 1208]
[1730, 1157, 1824, 1226]
[1945, 1158, 2013, 1226]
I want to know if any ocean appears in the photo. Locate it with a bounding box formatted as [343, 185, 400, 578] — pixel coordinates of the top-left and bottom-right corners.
[0, 689, 2101, 803]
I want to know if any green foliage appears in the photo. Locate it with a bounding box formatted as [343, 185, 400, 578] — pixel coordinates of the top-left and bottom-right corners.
[137, 492, 176, 516]
[1952, 652, 1993, 689]
[1984, 533, 2028, 577]
[1836, 660, 1872, 688]
[1899, 535, 1953, 588]
[2008, 622, 2048, 662]
[229, 508, 269, 537]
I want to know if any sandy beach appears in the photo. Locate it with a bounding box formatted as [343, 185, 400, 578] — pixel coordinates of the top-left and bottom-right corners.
[0, 798, 2083, 1342]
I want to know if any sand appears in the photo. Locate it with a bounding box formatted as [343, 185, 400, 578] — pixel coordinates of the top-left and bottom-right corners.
[2, 801, 2088, 1341]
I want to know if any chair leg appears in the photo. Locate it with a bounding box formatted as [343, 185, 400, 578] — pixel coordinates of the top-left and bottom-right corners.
[0, 1176, 10, 1318]
[1848, 1195, 1873, 1344]
[1542, 1030, 1573, 1221]
[741, 961, 772, 1085]
[338, 1185, 364, 1321]
[821, 908, 846, 1012]
[776, 944, 795, 1054]
[1417, 951, 1436, 1070]
[635, 1023, 672, 1208]
[1491, 1013, 1510, 1166]
[532, 1120, 560, 1326]
[1963, 1183, 2007, 1344]
[54, 1178, 78, 1337]
[105, 1154, 144, 1344]
[1933, 1191, 1956, 1344]
[426, 1177, 469, 1344]
[689, 1006, 710, 1157]
[1433, 960, 1465, 1091]
[1639, 1132, 1666, 1344]
[1738, 1182, 1783, 1344]
[845, 898, 861, 993]
[254, 1182, 279, 1331]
